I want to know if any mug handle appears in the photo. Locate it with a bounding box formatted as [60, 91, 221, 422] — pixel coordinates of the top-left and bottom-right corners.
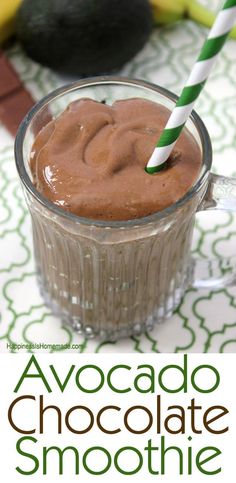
[192, 173, 236, 289]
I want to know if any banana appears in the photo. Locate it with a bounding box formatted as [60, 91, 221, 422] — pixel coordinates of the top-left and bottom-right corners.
[150, 0, 185, 24]
[150, 0, 236, 39]
[0, 0, 22, 45]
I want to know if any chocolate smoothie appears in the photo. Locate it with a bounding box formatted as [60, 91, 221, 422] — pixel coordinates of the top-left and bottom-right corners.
[30, 98, 201, 221]
[28, 96, 203, 338]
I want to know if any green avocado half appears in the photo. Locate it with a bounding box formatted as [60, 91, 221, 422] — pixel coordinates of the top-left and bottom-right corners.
[16, 0, 153, 76]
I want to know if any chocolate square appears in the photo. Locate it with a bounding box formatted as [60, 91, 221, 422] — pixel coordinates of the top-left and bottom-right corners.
[0, 87, 35, 137]
[0, 51, 21, 99]
[0, 49, 35, 137]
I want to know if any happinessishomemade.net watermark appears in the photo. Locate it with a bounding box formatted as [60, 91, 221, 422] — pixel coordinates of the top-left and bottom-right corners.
[6, 342, 84, 352]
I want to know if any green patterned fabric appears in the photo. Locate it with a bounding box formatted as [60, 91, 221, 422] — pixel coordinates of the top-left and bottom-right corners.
[0, 0, 236, 353]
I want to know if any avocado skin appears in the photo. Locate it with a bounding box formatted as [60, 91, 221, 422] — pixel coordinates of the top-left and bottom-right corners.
[16, 0, 153, 76]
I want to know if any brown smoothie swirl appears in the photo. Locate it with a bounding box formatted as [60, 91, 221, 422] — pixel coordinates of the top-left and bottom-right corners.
[30, 98, 202, 221]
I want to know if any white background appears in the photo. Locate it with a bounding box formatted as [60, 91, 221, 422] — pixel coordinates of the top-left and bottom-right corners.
[0, 354, 235, 482]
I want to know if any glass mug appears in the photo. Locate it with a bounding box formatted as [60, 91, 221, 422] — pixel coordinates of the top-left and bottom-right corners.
[15, 78, 236, 340]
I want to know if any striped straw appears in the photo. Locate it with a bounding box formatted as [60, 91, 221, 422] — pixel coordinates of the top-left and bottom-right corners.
[146, 0, 236, 174]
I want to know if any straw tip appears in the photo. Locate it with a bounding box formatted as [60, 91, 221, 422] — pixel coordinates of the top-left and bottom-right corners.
[145, 164, 166, 175]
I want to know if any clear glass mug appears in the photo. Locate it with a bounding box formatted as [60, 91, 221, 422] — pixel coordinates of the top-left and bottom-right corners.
[15, 77, 236, 340]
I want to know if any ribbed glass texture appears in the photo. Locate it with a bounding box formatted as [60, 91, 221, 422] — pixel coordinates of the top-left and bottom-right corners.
[25, 188, 205, 339]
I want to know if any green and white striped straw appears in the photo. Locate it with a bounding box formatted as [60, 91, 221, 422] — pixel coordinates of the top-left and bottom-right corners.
[146, 0, 236, 174]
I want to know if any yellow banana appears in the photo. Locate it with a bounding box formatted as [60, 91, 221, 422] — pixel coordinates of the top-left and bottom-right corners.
[150, 0, 185, 24]
[150, 0, 236, 39]
[0, 0, 22, 45]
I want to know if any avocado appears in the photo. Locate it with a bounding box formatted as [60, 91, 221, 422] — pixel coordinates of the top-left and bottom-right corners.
[16, 0, 153, 76]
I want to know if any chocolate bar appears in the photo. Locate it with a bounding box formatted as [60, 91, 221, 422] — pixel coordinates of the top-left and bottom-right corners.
[0, 49, 35, 137]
